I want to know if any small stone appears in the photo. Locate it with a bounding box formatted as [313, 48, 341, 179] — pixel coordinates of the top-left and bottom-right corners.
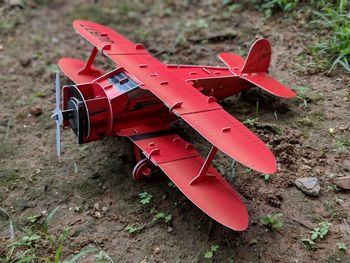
[295, 177, 320, 196]
[7, 0, 24, 8]
[30, 105, 43, 116]
[102, 206, 108, 213]
[166, 226, 173, 233]
[154, 246, 160, 254]
[93, 211, 101, 218]
[93, 203, 100, 211]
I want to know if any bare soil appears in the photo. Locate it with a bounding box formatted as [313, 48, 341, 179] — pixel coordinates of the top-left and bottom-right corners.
[0, 1, 350, 262]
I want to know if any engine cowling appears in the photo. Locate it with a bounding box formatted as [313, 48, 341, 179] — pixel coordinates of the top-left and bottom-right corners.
[62, 83, 109, 143]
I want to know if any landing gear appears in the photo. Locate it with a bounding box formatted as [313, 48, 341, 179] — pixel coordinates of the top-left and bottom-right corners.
[132, 158, 157, 180]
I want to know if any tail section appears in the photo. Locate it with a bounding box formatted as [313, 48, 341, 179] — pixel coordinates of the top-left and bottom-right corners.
[241, 38, 271, 73]
[218, 38, 296, 98]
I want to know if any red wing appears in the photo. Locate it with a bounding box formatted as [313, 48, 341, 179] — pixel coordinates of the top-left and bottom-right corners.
[73, 20, 148, 55]
[73, 20, 276, 173]
[165, 65, 234, 80]
[108, 53, 276, 174]
[58, 58, 104, 83]
[181, 109, 277, 174]
[130, 132, 248, 231]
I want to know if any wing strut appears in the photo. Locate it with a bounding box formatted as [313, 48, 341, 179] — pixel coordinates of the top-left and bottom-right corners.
[78, 47, 99, 75]
[190, 145, 218, 185]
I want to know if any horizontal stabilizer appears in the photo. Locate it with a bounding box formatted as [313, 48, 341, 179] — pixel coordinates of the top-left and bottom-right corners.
[242, 74, 296, 98]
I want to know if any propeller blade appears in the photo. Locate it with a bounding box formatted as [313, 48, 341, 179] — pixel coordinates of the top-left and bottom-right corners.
[55, 72, 60, 111]
[55, 120, 61, 158]
[53, 71, 62, 158]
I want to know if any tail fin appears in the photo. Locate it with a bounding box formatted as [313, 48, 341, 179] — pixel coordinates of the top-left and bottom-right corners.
[241, 38, 271, 73]
[218, 38, 296, 99]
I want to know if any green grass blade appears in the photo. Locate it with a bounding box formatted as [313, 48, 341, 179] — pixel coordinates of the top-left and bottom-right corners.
[64, 248, 98, 263]
[55, 227, 70, 263]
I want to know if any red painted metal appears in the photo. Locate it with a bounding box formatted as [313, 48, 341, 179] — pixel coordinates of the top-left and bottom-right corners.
[55, 20, 298, 231]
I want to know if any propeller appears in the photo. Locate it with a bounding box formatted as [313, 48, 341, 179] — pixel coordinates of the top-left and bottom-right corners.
[51, 72, 63, 158]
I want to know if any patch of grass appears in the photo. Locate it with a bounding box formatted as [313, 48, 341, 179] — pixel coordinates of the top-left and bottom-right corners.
[293, 86, 310, 108]
[0, 15, 21, 33]
[204, 245, 219, 259]
[252, 0, 299, 18]
[25, 91, 46, 106]
[335, 135, 350, 152]
[260, 213, 283, 231]
[312, 0, 350, 73]
[1, 207, 111, 263]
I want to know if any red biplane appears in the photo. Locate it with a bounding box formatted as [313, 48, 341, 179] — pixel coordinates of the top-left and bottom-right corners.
[52, 20, 296, 231]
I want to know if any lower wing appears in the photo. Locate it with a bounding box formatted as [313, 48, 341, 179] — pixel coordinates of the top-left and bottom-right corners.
[130, 131, 249, 231]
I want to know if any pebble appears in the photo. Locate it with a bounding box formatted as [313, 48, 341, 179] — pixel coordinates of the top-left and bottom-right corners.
[30, 105, 43, 116]
[166, 226, 173, 233]
[154, 247, 160, 254]
[295, 177, 320, 196]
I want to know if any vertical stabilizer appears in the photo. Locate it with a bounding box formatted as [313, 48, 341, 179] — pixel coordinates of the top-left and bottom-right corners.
[241, 38, 271, 73]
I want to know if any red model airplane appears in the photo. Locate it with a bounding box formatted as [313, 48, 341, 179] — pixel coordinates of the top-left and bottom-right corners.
[52, 20, 296, 231]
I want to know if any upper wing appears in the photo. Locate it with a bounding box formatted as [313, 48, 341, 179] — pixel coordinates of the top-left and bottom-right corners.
[130, 132, 248, 231]
[74, 20, 276, 174]
[110, 53, 276, 174]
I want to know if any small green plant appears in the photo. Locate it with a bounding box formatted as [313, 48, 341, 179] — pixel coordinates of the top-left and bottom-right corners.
[249, 238, 258, 246]
[243, 118, 258, 128]
[300, 238, 316, 251]
[125, 211, 172, 235]
[204, 245, 219, 259]
[126, 226, 138, 234]
[260, 173, 271, 182]
[337, 242, 347, 252]
[310, 221, 331, 241]
[168, 181, 176, 188]
[155, 212, 172, 223]
[139, 191, 153, 205]
[335, 196, 344, 205]
[260, 213, 283, 230]
[327, 184, 340, 192]
[293, 86, 309, 108]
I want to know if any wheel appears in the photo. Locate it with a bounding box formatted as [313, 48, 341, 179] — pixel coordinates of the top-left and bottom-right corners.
[132, 158, 156, 181]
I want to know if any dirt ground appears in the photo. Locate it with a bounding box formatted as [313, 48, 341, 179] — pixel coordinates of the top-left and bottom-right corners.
[1, 0, 350, 262]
